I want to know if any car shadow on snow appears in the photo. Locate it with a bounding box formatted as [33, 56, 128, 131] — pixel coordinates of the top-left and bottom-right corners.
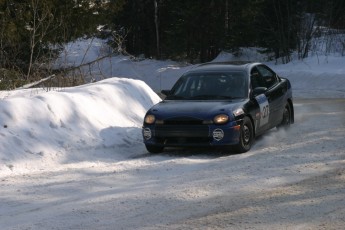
[100, 125, 286, 161]
[98, 126, 238, 161]
[136, 127, 290, 160]
[133, 146, 243, 159]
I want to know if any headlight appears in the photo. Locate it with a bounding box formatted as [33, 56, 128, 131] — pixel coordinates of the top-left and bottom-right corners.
[144, 114, 156, 124]
[213, 114, 229, 124]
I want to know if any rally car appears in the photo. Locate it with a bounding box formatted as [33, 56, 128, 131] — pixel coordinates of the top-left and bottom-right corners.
[142, 62, 294, 153]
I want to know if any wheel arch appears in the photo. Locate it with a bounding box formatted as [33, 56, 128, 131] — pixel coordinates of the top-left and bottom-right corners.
[287, 98, 294, 124]
[246, 114, 256, 137]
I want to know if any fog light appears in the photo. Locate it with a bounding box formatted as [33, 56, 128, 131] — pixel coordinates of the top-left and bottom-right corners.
[213, 128, 224, 141]
[143, 128, 152, 140]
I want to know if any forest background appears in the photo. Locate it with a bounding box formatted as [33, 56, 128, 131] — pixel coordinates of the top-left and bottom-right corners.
[1, 0, 345, 89]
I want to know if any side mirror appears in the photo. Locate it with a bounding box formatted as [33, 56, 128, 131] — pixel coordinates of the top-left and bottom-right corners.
[161, 90, 171, 96]
[251, 87, 267, 98]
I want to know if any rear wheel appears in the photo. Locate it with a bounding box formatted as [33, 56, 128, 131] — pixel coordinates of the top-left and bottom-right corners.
[145, 144, 164, 153]
[277, 103, 291, 129]
[234, 116, 254, 153]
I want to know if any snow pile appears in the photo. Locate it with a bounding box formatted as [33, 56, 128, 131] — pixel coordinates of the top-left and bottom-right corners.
[0, 78, 160, 176]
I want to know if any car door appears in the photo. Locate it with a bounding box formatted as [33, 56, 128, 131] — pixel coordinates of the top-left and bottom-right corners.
[250, 67, 270, 134]
[256, 65, 286, 128]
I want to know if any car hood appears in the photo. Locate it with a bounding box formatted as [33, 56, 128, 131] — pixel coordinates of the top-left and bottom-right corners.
[148, 99, 246, 120]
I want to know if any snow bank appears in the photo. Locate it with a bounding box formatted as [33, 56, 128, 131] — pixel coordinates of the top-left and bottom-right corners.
[272, 56, 345, 98]
[0, 78, 161, 176]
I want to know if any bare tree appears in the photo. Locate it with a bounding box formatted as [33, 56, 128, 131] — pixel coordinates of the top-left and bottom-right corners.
[26, 0, 54, 80]
[297, 13, 317, 59]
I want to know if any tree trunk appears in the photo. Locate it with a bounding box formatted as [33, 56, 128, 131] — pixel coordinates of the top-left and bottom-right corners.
[154, 0, 160, 59]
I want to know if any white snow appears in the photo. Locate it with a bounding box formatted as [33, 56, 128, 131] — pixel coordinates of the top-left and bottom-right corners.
[0, 77, 161, 176]
[1, 38, 345, 229]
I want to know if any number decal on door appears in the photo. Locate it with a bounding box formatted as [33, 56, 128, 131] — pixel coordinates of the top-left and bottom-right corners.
[255, 94, 269, 127]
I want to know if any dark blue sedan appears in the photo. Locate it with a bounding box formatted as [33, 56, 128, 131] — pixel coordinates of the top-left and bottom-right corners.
[142, 62, 294, 153]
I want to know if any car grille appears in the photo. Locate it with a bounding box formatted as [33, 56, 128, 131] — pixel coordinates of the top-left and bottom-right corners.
[155, 124, 209, 137]
[153, 117, 212, 145]
[163, 117, 204, 125]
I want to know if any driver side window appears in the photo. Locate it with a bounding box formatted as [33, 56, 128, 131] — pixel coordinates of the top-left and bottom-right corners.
[250, 67, 266, 89]
[256, 65, 278, 89]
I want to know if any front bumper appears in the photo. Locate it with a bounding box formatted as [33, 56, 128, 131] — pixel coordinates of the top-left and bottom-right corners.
[142, 120, 241, 147]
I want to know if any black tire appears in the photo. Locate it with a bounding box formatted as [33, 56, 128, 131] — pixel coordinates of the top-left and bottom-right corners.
[145, 144, 164, 153]
[277, 103, 291, 129]
[234, 116, 254, 153]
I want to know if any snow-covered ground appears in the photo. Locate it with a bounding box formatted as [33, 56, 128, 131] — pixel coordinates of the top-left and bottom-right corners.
[1, 39, 345, 229]
[54, 38, 345, 98]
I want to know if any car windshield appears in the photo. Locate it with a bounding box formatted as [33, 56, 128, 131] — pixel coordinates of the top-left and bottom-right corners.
[166, 71, 248, 100]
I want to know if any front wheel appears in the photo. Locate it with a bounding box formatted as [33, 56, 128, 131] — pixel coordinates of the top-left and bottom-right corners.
[145, 144, 164, 153]
[233, 116, 254, 153]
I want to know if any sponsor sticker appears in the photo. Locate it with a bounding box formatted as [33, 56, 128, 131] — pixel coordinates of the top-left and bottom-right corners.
[255, 94, 269, 127]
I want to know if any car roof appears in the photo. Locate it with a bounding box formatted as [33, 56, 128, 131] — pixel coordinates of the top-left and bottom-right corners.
[186, 61, 261, 74]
